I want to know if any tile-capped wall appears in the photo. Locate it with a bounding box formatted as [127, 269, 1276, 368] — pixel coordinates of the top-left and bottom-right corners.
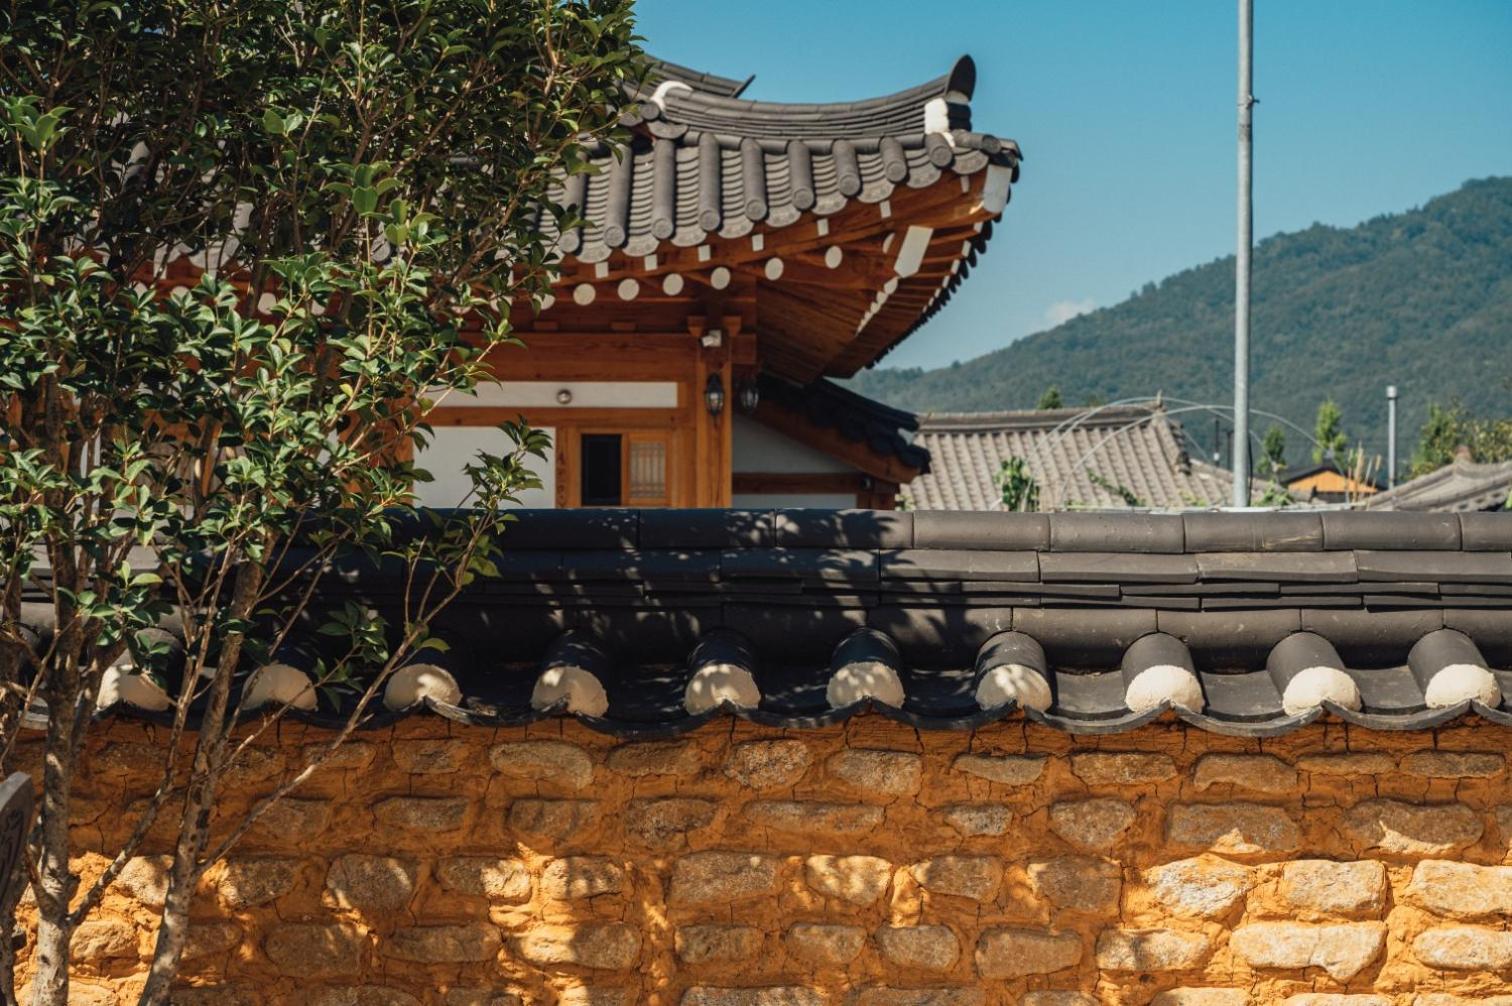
[10, 716, 1512, 1005]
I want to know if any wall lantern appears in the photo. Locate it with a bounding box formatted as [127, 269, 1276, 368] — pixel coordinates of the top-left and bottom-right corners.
[704, 374, 726, 417]
[737, 380, 761, 414]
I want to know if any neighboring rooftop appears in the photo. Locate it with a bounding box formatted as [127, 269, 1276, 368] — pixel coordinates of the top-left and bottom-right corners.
[1368, 458, 1512, 513]
[52, 509, 1512, 739]
[903, 404, 1265, 511]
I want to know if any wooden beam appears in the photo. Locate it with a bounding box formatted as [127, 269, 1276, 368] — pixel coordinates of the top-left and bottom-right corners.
[750, 401, 924, 485]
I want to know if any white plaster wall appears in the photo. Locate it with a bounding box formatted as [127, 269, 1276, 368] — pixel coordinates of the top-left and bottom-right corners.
[414, 426, 556, 509]
[732, 414, 855, 474]
[434, 381, 679, 409]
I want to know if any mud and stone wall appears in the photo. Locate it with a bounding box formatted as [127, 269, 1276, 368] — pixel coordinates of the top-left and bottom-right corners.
[10, 715, 1512, 1006]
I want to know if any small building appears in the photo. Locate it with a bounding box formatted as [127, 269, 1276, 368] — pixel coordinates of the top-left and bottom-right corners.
[1281, 460, 1381, 504]
[412, 57, 1018, 511]
[903, 403, 1265, 510]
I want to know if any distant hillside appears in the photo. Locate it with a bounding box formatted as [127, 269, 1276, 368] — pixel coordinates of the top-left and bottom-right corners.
[849, 177, 1512, 466]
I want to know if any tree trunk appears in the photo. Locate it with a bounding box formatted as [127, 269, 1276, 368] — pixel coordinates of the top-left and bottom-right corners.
[136, 563, 262, 1006]
[28, 715, 78, 1006]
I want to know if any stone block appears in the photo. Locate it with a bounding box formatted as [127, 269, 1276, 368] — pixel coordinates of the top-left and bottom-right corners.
[215, 858, 301, 909]
[1021, 995, 1097, 1006]
[221, 747, 285, 788]
[1401, 751, 1505, 778]
[942, 804, 1011, 837]
[855, 992, 984, 1006]
[745, 800, 883, 834]
[71, 919, 138, 960]
[1152, 992, 1249, 1006]
[114, 855, 171, 909]
[373, 796, 467, 833]
[1144, 857, 1252, 919]
[385, 924, 502, 963]
[444, 991, 524, 1006]
[625, 797, 717, 850]
[1404, 860, 1512, 919]
[675, 925, 763, 964]
[1071, 751, 1176, 785]
[724, 740, 813, 788]
[1343, 800, 1482, 857]
[250, 798, 332, 843]
[908, 855, 1003, 901]
[489, 740, 594, 790]
[325, 854, 418, 913]
[182, 922, 244, 961]
[1167, 803, 1300, 856]
[1095, 929, 1212, 972]
[952, 753, 1045, 785]
[263, 923, 365, 978]
[828, 748, 922, 795]
[1048, 798, 1136, 850]
[541, 856, 625, 900]
[1194, 754, 1298, 794]
[671, 851, 780, 905]
[515, 923, 641, 970]
[1282, 998, 1392, 1006]
[606, 740, 701, 777]
[310, 988, 421, 1006]
[805, 854, 892, 906]
[1295, 753, 1395, 775]
[1413, 926, 1512, 970]
[874, 925, 959, 972]
[1229, 922, 1386, 981]
[436, 857, 532, 902]
[783, 923, 865, 966]
[313, 741, 376, 770]
[508, 798, 600, 839]
[391, 740, 469, 774]
[1281, 860, 1388, 916]
[974, 927, 1082, 978]
[1028, 856, 1121, 914]
[681, 990, 823, 1006]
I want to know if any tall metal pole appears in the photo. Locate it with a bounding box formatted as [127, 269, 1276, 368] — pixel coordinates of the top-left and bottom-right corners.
[1231, 0, 1254, 507]
[1386, 385, 1398, 487]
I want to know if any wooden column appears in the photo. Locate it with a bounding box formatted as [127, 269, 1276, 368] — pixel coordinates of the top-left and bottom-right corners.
[689, 314, 735, 507]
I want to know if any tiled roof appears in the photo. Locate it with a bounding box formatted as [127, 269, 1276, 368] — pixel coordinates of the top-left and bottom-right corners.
[904, 405, 1265, 511]
[1367, 459, 1512, 513]
[540, 54, 1018, 257]
[55, 509, 1512, 739]
[757, 376, 929, 476]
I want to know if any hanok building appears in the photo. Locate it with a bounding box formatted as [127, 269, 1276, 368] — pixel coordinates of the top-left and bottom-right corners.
[412, 57, 1016, 511]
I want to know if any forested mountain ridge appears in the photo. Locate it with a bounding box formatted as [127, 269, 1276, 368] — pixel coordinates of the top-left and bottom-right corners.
[849, 177, 1512, 464]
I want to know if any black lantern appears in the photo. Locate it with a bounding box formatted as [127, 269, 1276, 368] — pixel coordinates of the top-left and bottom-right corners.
[704, 373, 725, 417]
[737, 379, 761, 414]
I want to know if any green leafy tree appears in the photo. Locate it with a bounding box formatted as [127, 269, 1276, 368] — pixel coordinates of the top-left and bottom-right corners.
[1260, 425, 1287, 476]
[0, 4, 639, 1004]
[1410, 400, 1512, 477]
[994, 456, 1040, 512]
[1312, 399, 1348, 463]
[1035, 385, 1064, 410]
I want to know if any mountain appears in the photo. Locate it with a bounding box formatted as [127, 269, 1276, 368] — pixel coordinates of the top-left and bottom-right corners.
[847, 177, 1512, 468]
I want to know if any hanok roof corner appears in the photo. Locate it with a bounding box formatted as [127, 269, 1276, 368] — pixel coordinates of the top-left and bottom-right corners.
[532, 54, 1021, 383]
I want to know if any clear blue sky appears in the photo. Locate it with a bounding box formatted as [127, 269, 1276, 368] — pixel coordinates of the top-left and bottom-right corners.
[637, 0, 1512, 370]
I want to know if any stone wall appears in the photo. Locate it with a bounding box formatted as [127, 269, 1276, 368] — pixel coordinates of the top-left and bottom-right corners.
[10, 716, 1512, 1006]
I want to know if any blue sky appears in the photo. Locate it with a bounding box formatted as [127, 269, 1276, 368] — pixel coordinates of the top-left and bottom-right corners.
[637, 0, 1512, 370]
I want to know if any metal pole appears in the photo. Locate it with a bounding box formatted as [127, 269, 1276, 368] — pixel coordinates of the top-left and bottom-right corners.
[1386, 385, 1398, 487]
[1232, 0, 1254, 507]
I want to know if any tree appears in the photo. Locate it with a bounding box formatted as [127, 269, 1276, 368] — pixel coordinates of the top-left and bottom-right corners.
[1312, 399, 1348, 463]
[1260, 425, 1287, 476]
[1409, 400, 1512, 478]
[1035, 385, 1063, 410]
[0, 4, 639, 1004]
[994, 457, 1040, 512]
